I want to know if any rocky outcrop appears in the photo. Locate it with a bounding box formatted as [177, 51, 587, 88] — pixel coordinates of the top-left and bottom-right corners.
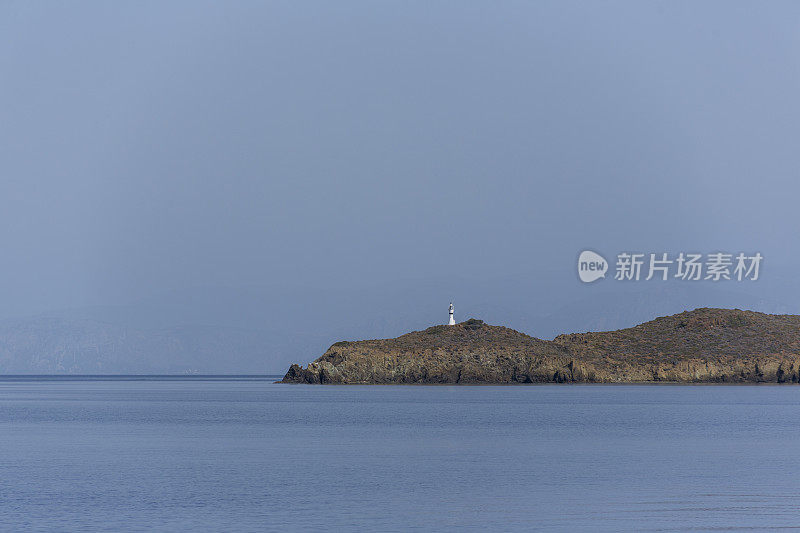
[280, 310, 800, 384]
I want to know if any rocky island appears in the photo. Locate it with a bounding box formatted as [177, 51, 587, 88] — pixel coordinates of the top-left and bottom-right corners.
[280, 308, 800, 384]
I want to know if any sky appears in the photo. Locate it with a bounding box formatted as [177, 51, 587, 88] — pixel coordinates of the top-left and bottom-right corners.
[1, 1, 799, 338]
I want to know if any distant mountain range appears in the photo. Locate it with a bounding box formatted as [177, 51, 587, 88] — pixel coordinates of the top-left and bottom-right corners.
[0, 278, 794, 374]
[0, 317, 273, 373]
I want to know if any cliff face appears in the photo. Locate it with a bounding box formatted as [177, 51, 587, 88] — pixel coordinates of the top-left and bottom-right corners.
[281, 309, 800, 384]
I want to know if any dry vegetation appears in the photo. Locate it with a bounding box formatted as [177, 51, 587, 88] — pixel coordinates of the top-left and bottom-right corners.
[281, 309, 800, 384]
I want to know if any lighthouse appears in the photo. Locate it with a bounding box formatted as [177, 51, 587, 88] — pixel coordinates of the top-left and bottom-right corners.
[448, 302, 455, 325]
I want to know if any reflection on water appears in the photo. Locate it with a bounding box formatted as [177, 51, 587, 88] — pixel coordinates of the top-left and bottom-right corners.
[1, 379, 799, 531]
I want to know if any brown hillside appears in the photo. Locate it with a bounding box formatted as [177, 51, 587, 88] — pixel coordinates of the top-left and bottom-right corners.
[281, 310, 800, 384]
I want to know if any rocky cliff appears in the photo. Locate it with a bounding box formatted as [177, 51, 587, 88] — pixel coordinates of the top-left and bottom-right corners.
[280, 309, 800, 384]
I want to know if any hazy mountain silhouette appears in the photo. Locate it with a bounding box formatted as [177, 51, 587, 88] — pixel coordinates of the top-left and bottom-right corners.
[0, 275, 793, 374]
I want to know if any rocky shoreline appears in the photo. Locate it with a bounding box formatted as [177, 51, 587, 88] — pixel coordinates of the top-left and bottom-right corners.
[280, 308, 800, 384]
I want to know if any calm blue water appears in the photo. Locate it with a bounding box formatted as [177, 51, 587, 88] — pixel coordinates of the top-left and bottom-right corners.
[1, 379, 800, 531]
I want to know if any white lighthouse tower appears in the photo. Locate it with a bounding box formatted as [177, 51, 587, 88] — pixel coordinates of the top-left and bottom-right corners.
[448, 302, 455, 325]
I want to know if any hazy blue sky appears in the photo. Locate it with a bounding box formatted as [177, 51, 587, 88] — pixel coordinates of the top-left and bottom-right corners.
[1, 1, 799, 322]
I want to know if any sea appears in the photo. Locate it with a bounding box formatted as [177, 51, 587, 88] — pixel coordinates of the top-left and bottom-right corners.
[1, 377, 799, 531]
